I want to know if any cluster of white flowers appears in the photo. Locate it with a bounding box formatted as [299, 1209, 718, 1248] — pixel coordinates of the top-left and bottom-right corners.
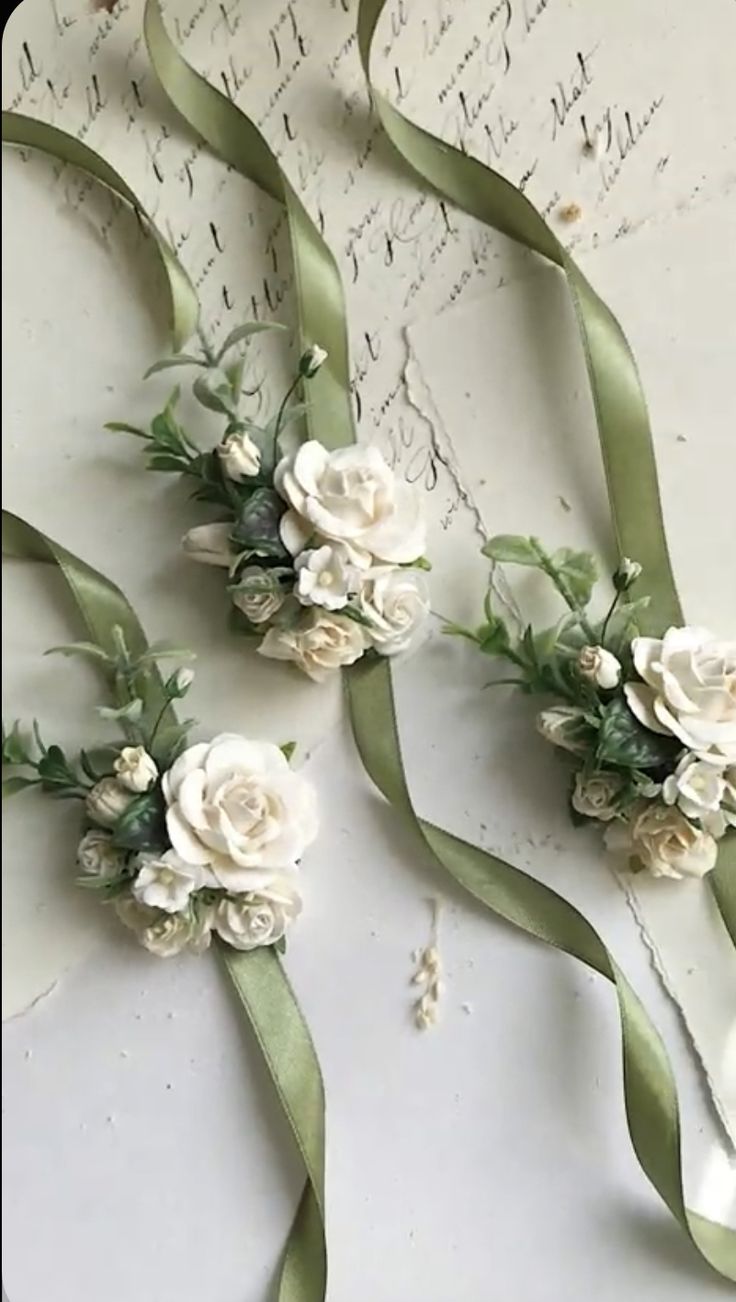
[182, 398, 430, 682]
[538, 625, 735, 881]
[79, 735, 318, 958]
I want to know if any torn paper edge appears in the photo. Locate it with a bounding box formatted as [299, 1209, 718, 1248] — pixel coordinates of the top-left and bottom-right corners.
[615, 870, 736, 1151]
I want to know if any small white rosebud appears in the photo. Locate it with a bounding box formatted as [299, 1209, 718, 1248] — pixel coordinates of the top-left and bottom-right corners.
[299, 344, 328, 379]
[77, 829, 126, 880]
[114, 746, 158, 793]
[176, 666, 195, 690]
[536, 706, 589, 753]
[182, 522, 233, 568]
[613, 557, 642, 592]
[167, 667, 195, 698]
[86, 776, 135, 827]
[218, 430, 261, 482]
[578, 645, 622, 690]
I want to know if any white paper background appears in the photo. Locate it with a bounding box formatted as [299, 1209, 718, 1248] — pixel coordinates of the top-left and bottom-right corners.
[3, 1, 736, 1297]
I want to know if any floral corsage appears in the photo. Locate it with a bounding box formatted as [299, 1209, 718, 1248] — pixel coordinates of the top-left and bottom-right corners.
[451, 536, 735, 881]
[108, 329, 430, 681]
[2, 632, 318, 956]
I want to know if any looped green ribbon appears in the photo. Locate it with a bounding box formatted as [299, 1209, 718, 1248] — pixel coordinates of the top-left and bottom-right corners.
[2, 112, 198, 351]
[2, 509, 326, 1301]
[142, 0, 735, 1282]
[353, 1, 735, 951]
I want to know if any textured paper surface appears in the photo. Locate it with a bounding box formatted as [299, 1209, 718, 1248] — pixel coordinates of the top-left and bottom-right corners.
[3, 1, 736, 1295]
[406, 198, 736, 1141]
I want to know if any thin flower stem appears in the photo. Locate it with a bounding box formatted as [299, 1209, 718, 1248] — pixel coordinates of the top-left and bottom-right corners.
[599, 592, 622, 647]
[272, 374, 302, 456]
[146, 698, 172, 753]
[531, 539, 597, 642]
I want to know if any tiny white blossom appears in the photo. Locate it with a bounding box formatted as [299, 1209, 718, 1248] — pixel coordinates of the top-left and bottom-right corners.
[295, 545, 354, 611]
[132, 850, 204, 913]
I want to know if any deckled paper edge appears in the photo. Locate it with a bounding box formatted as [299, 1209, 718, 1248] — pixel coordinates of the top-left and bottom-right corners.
[403, 317, 736, 1153]
[615, 871, 736, 1151]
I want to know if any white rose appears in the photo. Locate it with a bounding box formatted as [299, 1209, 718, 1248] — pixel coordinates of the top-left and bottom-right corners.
[663, 755, 736, 839]
[571, 770, 623, 821]
[230, 567, 286, 625]
[114, 746, 158, 793]
[162, 733, 319, 891]
[357, 567, 430, 656]
[624, 627, 736, 763]
[218, 430, 261, 481]
[606, 801, 718, 880]
[86, 776, 135, 827]
[181, 522, 233, 568]
[578, 645, 621, 690]
[213, 876, 302, 951]
[275, 441, 426, 567]
[76, 829, 126, 880]
[116, 895, 212, 958]
[132, 849, 204, 913]
[259, 610, 367, 682]
[295, 544, 354, 610]
[536, 706, 589, 754]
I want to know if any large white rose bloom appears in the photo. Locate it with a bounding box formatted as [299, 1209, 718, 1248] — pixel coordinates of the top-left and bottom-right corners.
[358, 567, 430, 655]
[624, 627, 736, 763]
[275, 441, 426, 567]
[162, 734, 318, 891]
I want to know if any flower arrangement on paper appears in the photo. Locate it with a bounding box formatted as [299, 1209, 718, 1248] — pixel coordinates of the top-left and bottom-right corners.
[108, 326, 430, 682]
[2, 631, 317, 956]
[450, 536, 735, 881]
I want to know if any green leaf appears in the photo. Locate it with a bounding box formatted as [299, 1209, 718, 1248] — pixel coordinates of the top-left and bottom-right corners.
[280, 741, 296, 762]
[481, 534, 539, 565]
[139, 641, 197, 664]
[192, 371, 238, 417]
[97, 699, 144, 722]
[111, 789, 167, 853]
[231, 488, 287, 557]
[148, 454, 190, 473]
[44, 641, 111, 664]
[273, 935, 287, 956]
[143, 354, 204, 379]
[2, 720, 31, 767]
[551, 548, 598, 607]
[104, 421, 151, 439]
[339, 604, 373, 628]
[37, 744, 81, 793]
[442, 622, 479, 643]
[2, 775, 38, 797]
[476, 616, 510, 657]
[404, 556, 432, 572]
[216, 320, 287, 363]
[596, 696, 680, 770]
[79, 747, 118, 782]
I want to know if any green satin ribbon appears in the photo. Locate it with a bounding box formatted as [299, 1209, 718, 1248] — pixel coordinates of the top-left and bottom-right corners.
[1, 510, 326, 1301]
[2, 112, 198, 351]
[354, 2, 735, 952]
[142, 0, 735, 1282]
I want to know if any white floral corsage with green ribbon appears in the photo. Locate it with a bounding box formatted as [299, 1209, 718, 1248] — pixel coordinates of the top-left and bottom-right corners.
[108, 329, 430, 681]
[2, 632, 318, 957]
[450, 537, 735, 881]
